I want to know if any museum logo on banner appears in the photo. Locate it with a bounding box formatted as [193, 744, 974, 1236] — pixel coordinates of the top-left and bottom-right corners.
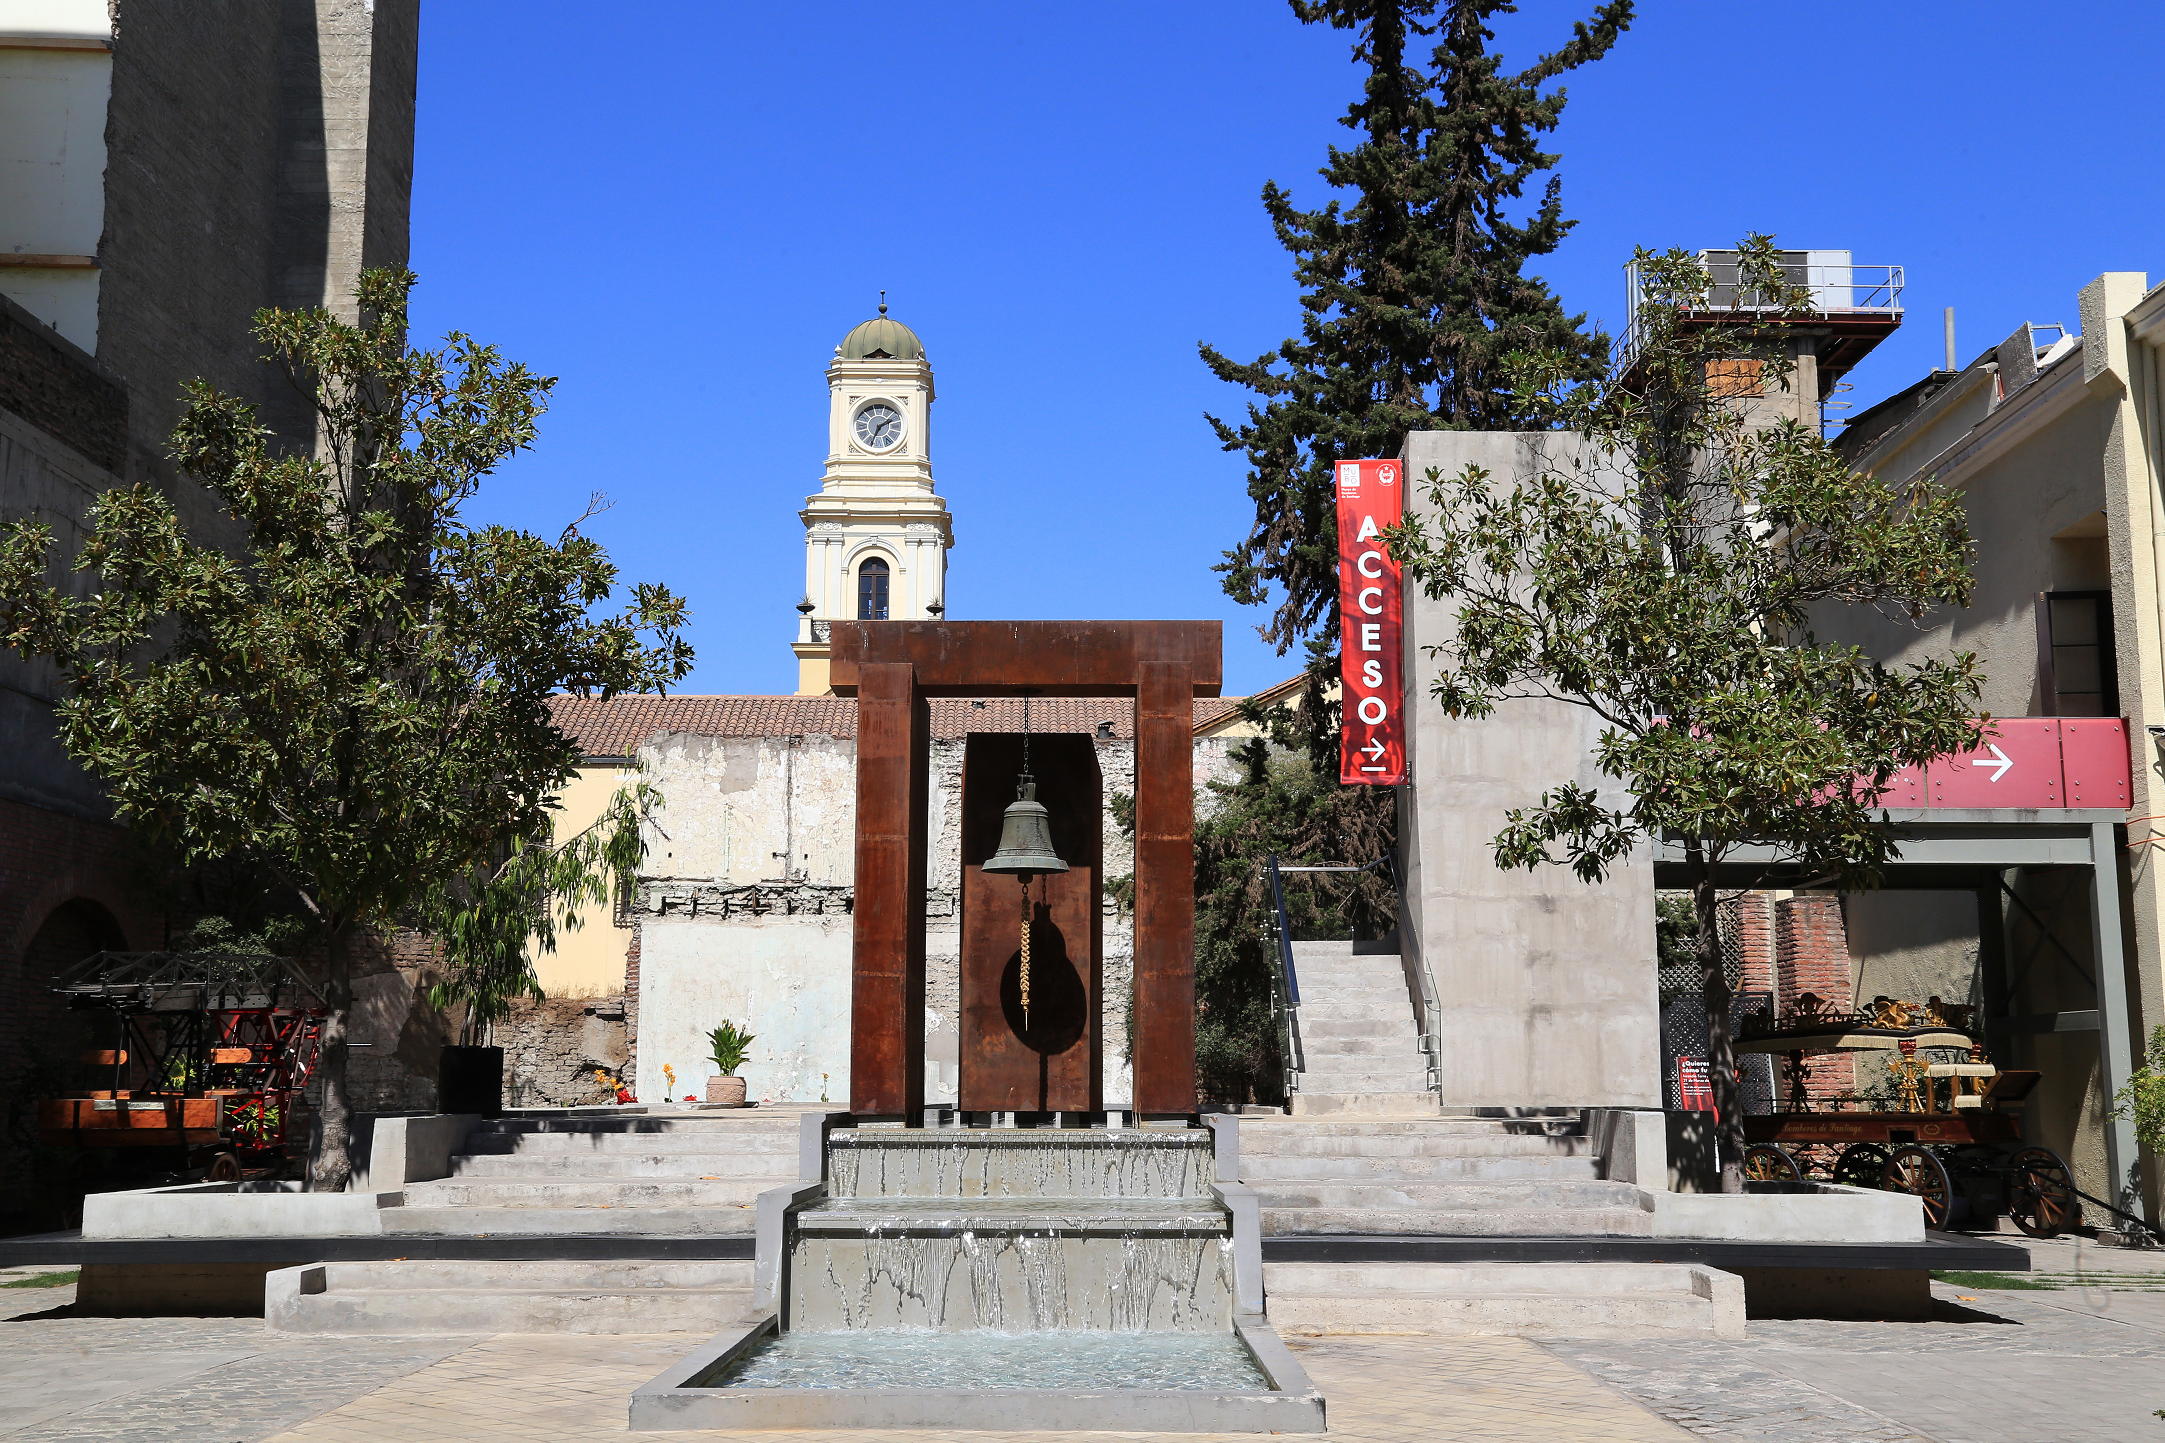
[1336, 459, 1405, 785]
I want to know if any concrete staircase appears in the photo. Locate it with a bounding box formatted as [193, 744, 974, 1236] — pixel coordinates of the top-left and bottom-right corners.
[266, 1259, 753, 1334]
[1263, 1261, 1743, 1338]
[1286, 941, 1434, 1115]
[1240, 1117, 1651, 1236]
[384, 1109, 804, 1236]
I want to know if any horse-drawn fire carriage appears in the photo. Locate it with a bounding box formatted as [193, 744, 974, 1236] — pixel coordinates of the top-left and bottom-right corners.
[1733, 993, 2079, 1236]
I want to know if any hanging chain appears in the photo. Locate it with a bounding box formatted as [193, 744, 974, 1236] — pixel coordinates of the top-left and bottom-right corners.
[1020, 694, 1032, 788]
[1019, 879, 1031, 1032]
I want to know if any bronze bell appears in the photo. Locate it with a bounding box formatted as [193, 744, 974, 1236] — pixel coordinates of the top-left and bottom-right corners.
[983, 783, 1068, 878]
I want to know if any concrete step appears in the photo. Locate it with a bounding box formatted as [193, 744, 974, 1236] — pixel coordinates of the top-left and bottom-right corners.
[1297, 1016, 1421, 1040]
[1286, 1033, 1420, 1057]
[1287, 1092, 1439, 1117]
[1251, 1180, 1639, 1212]
[447, 1153, 791, 1179]
[1263, 1262, 1741, 1338]
[1237, 1154, 1602, 1182]
[268, 1260, 755, 1334]
[460, 1132, 799, 1156]
[1291, 1065, 1431, 1086]
[1240, 1131, 1594, 1159]
[1261, 1206, 1653, 1237]
[400, 1178, 781, 1209]
[383, 1205, 758, 1236]
[1241, 1119, 1536, 1137]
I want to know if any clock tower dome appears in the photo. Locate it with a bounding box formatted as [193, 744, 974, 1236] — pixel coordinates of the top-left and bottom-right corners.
[791, 300, 955, 694]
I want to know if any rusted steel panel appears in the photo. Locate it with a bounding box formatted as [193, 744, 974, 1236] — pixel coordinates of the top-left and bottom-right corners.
[958, 734, 1103, 1114]
[830, 621, 1223, 698]
[850, 663, 928, 1117]
[1131, 661, 1196, 1115]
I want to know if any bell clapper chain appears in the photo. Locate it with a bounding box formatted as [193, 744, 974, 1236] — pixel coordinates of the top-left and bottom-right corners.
[1019, 874, 1032, 1032]
[1019, 695, 1032, 1032]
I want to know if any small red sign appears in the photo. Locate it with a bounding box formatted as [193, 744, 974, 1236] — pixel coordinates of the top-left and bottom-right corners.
[1926, 719, 2064, 808]
[2059, 718, 2131, 808]
[1337, 459, 1405, 785]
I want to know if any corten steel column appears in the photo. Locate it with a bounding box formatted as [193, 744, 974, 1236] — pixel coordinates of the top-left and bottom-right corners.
[1132, 660, 1196, 1114]
[850, 662, 928, 1119]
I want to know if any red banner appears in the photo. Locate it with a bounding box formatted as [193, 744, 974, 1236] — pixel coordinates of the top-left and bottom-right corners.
[1337, 459, 1405, 785]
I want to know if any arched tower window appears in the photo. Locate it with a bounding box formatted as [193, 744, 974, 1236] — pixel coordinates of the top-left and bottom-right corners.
[857, 558, 890, 620]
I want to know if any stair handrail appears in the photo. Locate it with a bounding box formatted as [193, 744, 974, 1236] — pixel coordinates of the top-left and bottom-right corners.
[1264, 853, 1305, 1085]
[1270, 852, 1441, 1098]
[1385, 848, 1444, 1095]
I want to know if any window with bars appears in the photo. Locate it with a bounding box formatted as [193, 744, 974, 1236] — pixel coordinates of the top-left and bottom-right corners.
[857, 558, 890, 620]
[2035, 591, 2116, 716]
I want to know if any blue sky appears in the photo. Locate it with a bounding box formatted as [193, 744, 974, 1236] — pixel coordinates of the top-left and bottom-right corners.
[410, 0, 2163, 698]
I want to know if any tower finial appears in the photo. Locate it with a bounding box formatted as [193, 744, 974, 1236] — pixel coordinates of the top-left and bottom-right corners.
[878, 290, 887, 316]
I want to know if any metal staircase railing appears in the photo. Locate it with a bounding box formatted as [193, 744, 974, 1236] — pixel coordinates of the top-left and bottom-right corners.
[1267, 852, 1438, 1096]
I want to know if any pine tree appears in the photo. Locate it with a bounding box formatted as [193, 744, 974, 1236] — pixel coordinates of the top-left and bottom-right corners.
[1203, 0, 1632, 724]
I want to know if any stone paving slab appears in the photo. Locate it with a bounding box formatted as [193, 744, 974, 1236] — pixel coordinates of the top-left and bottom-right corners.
[0, 1284, 478, 1443]
[260, 1331, 1696, 1442]
[1542, 1279, 2165, 1442]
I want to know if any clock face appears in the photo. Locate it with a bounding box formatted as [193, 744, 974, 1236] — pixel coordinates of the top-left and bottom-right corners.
[854, 402, 903, 450]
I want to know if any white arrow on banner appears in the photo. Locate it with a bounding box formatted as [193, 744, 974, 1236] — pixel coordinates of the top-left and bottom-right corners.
[1979, 743, 2013, 783]
[1361, 739, 1386, 760]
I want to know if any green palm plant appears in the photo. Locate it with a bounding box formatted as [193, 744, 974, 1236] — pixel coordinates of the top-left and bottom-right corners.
[706, 1022, 754, 1078]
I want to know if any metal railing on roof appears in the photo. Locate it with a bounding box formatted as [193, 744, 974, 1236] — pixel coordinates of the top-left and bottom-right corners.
[1621, 250, 1904, 374]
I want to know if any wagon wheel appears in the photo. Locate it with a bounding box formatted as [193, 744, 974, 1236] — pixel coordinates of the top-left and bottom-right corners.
[1786, 1143, 1842, 1180]
[207, 1151, 243, 1183]
[1883, 1145, 1954, 1229]
[1742, 1144, 1801, 1182]
[1831, 1142, 1889, 1189]
[2004, 1146, 2081, 1239]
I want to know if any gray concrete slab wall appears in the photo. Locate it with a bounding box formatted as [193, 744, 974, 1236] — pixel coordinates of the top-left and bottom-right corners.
[1398, 432, 1661, 1108]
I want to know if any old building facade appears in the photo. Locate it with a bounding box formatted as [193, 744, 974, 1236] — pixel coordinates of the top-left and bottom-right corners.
[0, 1, 427, 1212]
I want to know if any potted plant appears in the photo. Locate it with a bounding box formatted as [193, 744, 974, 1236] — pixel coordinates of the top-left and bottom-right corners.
[705, 1022, 755, 1107]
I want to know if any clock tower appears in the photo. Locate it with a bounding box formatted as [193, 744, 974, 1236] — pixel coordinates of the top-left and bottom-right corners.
[792, 302, 955, 694]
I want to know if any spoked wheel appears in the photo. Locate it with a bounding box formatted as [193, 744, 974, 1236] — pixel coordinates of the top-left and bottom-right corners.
[1742, 1144, 1801, 1182]
[1832, 1142, 1890, 1189]
[2004, 1146, 2081, 1238]
[1883, 1144, 1954, 1229]
[1786, 1143, 1842, 1180]
[207, 1151, 243, 1183]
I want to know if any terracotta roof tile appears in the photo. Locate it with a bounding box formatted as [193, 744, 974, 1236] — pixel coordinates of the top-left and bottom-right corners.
[547, 692, 1266, 758]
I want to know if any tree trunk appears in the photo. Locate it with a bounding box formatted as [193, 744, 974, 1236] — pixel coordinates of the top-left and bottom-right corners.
[1692, 860, 1744, 1193]
[309, 939, 355, 1193]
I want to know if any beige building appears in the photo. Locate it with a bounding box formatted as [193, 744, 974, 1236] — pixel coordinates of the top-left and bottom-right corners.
[1822, 271, 2165, 1220]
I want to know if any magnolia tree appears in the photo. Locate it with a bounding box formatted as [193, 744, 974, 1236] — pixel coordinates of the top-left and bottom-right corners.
[1388, 235, 1983, 1190]
[0, 269, 690, 1189]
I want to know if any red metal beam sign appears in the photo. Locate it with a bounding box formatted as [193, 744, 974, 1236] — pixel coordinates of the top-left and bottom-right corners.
[1337, 459, 1405, 785]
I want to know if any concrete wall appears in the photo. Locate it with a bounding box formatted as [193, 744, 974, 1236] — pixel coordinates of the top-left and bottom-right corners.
[1398, 430, 1662, 1108]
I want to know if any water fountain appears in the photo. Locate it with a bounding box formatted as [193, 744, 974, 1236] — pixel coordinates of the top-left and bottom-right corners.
[631, 621, 1319, 1430]
[631, 1118, 1322, 1431]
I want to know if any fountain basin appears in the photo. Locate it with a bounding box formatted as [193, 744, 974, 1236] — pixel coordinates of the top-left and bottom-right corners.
[826, 1127, 1215, 1199]
[630, 1313, 1326, 1433]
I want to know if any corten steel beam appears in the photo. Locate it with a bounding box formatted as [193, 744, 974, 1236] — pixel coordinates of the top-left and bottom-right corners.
[830, 620, 1222, 698]
[849, 662, 927, 1118]
[1131, 661, 1197, 1114]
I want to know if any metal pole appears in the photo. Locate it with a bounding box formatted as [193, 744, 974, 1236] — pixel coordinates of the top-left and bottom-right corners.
[2090, 820, 2139, 1206]
[1945, 307, 1957, 373]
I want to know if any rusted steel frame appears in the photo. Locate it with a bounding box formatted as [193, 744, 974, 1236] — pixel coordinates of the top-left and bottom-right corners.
[830, 620, 1223, 698]
[1131, 660, 1197, 1115]
[849, 662, 928, 1118]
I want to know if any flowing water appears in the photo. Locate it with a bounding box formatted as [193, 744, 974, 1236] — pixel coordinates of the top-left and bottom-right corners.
[698, 1327, 1270, 1392]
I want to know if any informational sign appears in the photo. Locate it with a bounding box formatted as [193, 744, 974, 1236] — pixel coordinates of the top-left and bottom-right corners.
[1676, 1057, 1717, 1119]
[1336, 459, 1405, 785]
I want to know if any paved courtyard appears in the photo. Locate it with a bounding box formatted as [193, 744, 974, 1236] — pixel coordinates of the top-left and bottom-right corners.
[3, 1247, 2163, 1442]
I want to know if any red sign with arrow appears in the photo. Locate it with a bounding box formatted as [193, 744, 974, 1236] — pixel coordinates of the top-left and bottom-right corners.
[1337, 459, 1405, 785]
